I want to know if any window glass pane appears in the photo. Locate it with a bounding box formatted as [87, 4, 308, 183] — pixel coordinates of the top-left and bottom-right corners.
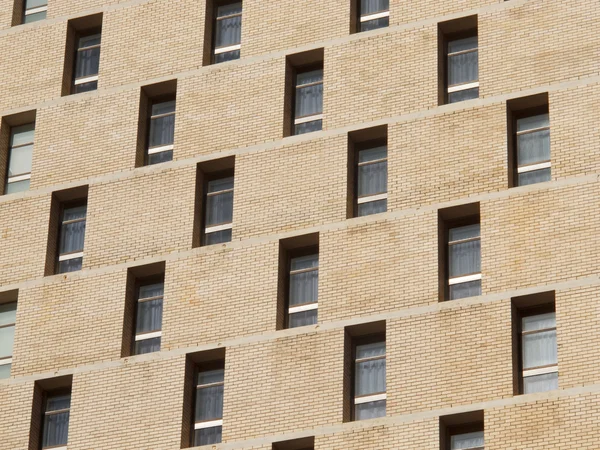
[139, 283, 164, 299]
[26, 0, 47, 8]
[10, 124, 34, 147]
[523, 330, 557, 369]
[215, 49, 240, 63]
[294, 119, 322, 135]
[361, 0, 389, 14]
[517, 129, 550, 166]
[136, 299, 163, 334]
[356, 341, 385, 359]
[42, 410, 69, 448]
[151, 100, 175, 116]
[448, 51, 478, 86]
[134, 336, 161, 355]
[74, 81, 97, 94]
[449, 280, 481, 300]
[360, 16, 388, 32]
[296, 69, 323, 86]
[358, 199, 387, 217]
[289, 269, 318, 306]
[355, 358, 386, 396]
[75, 46, 100, 79]
[449, 224, 480, 242]
[448, 36, 477, 54]
[451, 431, 484, 450]
[448, 87, 478, 104]
[0, 302, 17, 327]
[208, 177, 234, 193]
[62, 205, 86, 221]
[358, 146, 387, 163]
[215, 14, 241, 48]
[58, 257, 82, 273]
[194, 426, 222, 446]
[78, 34, 101, 48]
[289, 309, 318, 328]
[517, 113, 549, 133]
[46, 395, 71, 412]
[522, 312, 556, 332]
[355, 399, 386, 420]
[148, 150, 173, 165]
[24, 10, 46, 22]
[358, 160, 387, 197]
[449, 240, 480, 278]
[195, 384, 224, 421]
[518, 168, 551, 186]
[0, 325, 15, 359]
[0, 363, 10, 379]
[217, 2, 242, 17]
[206, 191, 234, 227]
[290, 254, 318, 271]
[148, 114, 175, 149]
[197, 369, 224, 386]
[5, 179, 30, 194]
[59, 219, 86, 254]
[295, 83, 323, 118]
[205, 229, 232, 245]
[8, 144, 33, 177]
[523, 371, 558, 394]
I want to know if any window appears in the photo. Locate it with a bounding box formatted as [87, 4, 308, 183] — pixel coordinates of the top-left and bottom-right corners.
[56, 202, 87, 273]
[356, 140, 387, 216]
[440, 411, 484, 450]
[41, 391, 71, 450]
[23, 0, 47, 23]
[204, 176, 234, 245]
[73, 33, 101, 93]
[447, 223, 481, 300]
[273, 437, 314, 450]
[353, 339, 386, 420]
[507, 94, 551, 187]
[358, 0, 389, 32]
[194, 364, 224, 446]
[520, 310, 558, 394]
[147, 99, 175, 165]
[5, 123, 34, 195]
[213, 1, 242, 63]
[287, 252, 319, 328]
[293, 68, 323, 135]
[0, 301, 17, 379]
[133, 282, 164, 355]
[439, 16, 478, 104]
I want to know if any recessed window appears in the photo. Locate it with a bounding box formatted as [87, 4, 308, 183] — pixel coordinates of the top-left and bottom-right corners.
[147, 99, 175, 165]
[0, 299, 17, 379]
[134, 282, 164, 355]
[439, 16, 478, 105]
[57, 202, 87, 273]
[23, 0, 47, 23]
[294, 68, 323, 135]
[507, 94, 551, 187]
[194, 364, 224, 446]
[520, 310, 558, 393]
[273, 437, 314, 450]
[5, 123, 34, 194]
[213, 1, 242, 63]
[440, 411, 484, 450]
[353, 339, 386, 420]
[288, 252, 319, 328]
[41, 392, 71, 449]
[204, 176, 234, 245]
[356, 141, 387, 216]
[73, 33, 101, 93]
[358, 0, 389, 32]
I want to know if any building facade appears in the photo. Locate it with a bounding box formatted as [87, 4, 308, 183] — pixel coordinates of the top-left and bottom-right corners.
[1, 0, 599, 448]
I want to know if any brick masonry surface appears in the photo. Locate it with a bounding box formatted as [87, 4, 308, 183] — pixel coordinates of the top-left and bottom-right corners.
[1, 0, 599, 449]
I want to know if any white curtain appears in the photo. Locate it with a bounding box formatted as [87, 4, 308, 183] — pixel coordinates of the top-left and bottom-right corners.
[449, 240, 481, 278]
[524, 372, 558, 394]
[295, 83, 323, 118]
[289, 309, 318, 328]
[361, 0, 389, 15]
[517, 129, 550, 166]
[215, 14, 242, 48]
[136, 284, 164, 334]
[451, 431, 484, 450]
[358, 160, 387, 197]
[355, 342, 386, 396]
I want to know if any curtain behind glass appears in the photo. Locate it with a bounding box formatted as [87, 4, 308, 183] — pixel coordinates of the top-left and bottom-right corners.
[215, 3, 242, 48]
[149, 114, 175, 149]
[289, 309, 318, 328]
[523, 372, 558, 394]
[361, 0, 389, 14]
[358, 161, 387, 197]
[289, 254, 318, 306]
[206, 191, 234, 226]
[195, 426, 222, 446]
[205, 229, 232, 245]
[358, 199, 386, 217]
[42, 395, 70, 449]
[60, 205, 86, 254]
[75, 37, 101, 79]
[448, 51, 478, 86]
[518, 168, 551, 186]
[355, 400, 386, 420]
[449, 280, 481, 300]
[136, 286, 163, 335]
[355, 342, 386, 396]
[296, 83, 323, 118]
[451, 431, 484, 450]
[134, 337, 160, 354]
[195, 385, 224, 422]
[449, 240, 480, 277]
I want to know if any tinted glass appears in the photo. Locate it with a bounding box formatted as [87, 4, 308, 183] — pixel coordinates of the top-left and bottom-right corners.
[448, 87, 479, 104]
[10, 123, 34, 147]
[449, 224, 480, 242]
[26, 0, 47, 8]
[59, 216, 86, 254]
[523, 371, 558, 394]
[289, 309, 318, 328]
[294, 119, 322, 135]
[136, 299, 163, 334]
[194, 426, 222, 446]
[517, 113, 549, 132]
[151, 100, 175, 116]
[518, 168, 551, 186]
[197, 368, 224, 386]
[360, 0, 389, 14]
[195, 384, 224, 421]
[355, 399, 386, 420]
[358, 160, 387, 197]
[449, 240, 480, 278]
[148, 150, 173, 165]
[74, 81, 98, 94]
[75, 46, 100, 79]
[24, 10, 46, 22]
[448, 36, 477, 54]
[215, 14, 241, 48]
[46, 395, 71, 412]
[148, 114, 175, 149]
[451, 431, 484, 450]
[360, 16, 388, 31]
[58, 257, 83, 273]
[0, 325, 15, 359]
[295, 83, 323, 118]
[0, 302, 17, 327]
[206, 191, 234, 226]
[358, 199, 387, 216]
[205, 228, 232, 245]
[8, 144, 33, 177]
[215, 49, 240, 63]
[134, 336, 161, 355]
[0, 363, 10, 379]
[449, 279, 481, 300]
[5, 178, 30, 194]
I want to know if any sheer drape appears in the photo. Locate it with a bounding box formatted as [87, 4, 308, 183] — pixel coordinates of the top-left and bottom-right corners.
[206, 178, 234, 226]
[517, 114, 550, 165]
[449, 240, 481, 277]
[135, 337, 160, 354]
[451, 431, 484, 450]
[196, 369, 224, 422]
[289, 255, 319, 306]
[289, 309, 318, 328]
[358, 161, 387, 197]
[215, 3, 242, 48]
[518, 168, 551, 186]
[355, 400, 386, 420]
[195, 426, 222, 446]
[358, 199, 387, 217]
[524, 372, 558, 394]
[449, 280, 481, 300]
[75, 35, 101, 79]
[447, 36, 478, 86]
[522, 313, 557, 369]
[355, 342, 386, 396]
[149, 107, 175, 149]
[60, 205, 86, 254]
[136, 284, 164, 334]
[296, 70, 323, 118]
[361, 0, 389, 14]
